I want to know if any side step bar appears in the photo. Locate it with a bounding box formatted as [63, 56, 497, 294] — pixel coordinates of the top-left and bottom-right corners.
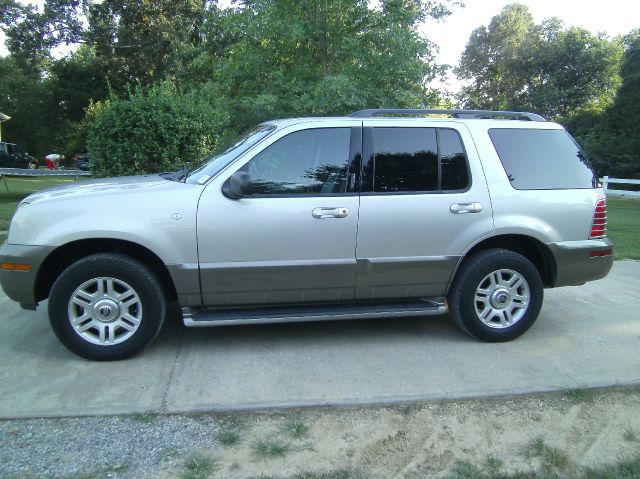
[182, 300, 447, 328]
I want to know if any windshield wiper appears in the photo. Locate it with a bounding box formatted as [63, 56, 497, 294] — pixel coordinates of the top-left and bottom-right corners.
[160, 167, 189, 182]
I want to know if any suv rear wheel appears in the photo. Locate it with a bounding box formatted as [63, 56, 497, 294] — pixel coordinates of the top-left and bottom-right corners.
[448, 248, 543, 341]
[49, 253, 166, 360]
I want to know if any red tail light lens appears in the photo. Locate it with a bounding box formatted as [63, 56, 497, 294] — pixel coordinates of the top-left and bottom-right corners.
[589, 199, 607, 238]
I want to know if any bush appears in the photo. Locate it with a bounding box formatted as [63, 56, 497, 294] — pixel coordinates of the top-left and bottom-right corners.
[87, 83, 230, 177]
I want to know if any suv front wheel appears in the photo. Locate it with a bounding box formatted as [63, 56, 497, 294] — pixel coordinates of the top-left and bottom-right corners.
[49, 253, 166, 360]
[448, 248, 543, 342]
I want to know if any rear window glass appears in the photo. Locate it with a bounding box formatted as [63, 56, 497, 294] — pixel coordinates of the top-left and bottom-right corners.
[489, 128, 597, 190]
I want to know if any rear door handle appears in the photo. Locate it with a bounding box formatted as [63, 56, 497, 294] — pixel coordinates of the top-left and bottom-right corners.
[312, 207, 349, 219]
[450, 202, 483, 214]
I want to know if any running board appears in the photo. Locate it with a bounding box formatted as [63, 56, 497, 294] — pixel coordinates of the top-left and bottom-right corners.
[182, 299, 447, 327]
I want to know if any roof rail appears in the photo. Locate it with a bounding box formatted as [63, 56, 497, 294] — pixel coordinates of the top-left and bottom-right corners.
[348, 109, 546, 122]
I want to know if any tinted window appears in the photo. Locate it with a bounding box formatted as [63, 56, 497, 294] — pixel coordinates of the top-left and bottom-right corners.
[440, 129, 469, 190]
[245, 128, 351, 195]
[373, 128, 438, 192]
[370, 127, 469, 193]
[489, 128, 597, 189]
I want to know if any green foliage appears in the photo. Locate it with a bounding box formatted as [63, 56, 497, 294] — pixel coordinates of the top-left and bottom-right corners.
[566, 30, 640, 178]
[457, 4, 622, 119]
[87, 83, 230, 177]
[0, 46, 110, 159]
[2, 0, 453, 169]
[192, 0, 448, 130]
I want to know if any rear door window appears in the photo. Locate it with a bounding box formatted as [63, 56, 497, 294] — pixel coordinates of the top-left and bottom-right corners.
[489, 128, 597, 189]
[369, 127, 470, 193]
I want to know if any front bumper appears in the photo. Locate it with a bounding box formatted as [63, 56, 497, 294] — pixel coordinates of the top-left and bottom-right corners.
[0, 243, 54, 309]
[548, 238, 614, 287]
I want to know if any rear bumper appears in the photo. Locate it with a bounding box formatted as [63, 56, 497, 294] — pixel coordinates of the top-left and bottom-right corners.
[548, 238, 614, 287]
[0, 243, 54, 309]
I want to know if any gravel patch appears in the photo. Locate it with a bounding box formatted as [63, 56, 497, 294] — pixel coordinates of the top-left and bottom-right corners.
[0, 414, 223, 478]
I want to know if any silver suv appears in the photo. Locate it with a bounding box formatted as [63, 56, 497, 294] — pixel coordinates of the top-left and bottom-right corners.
[0, 109, 614, 360]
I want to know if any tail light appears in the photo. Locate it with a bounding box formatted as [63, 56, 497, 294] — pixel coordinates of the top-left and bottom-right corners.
[589, 199, 607, 238]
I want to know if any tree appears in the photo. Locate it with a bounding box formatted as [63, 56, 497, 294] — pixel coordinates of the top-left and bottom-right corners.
[457, 3, 534, 110]
[1, 0, 212, 86]
[193, 0, 451, 130]
[2, 0, 457, 172]
[456, 4, 622, 120]
[568, 30, 640, 178]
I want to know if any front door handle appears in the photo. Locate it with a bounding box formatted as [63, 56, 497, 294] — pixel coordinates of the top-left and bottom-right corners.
[450, 202, 483, 214]
[312, 207, 349, 219]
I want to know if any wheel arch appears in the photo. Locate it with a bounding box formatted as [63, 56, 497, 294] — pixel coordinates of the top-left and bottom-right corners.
[448, 234, 557, 292]
[35, 238, 178, 303]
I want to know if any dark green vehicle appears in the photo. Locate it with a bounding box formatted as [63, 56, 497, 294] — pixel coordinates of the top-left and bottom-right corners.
[0, 142, 38, 169]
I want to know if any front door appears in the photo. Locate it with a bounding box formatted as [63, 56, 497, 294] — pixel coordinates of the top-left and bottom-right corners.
[197, 122, 362, 306]
[355, 120, 494, 299]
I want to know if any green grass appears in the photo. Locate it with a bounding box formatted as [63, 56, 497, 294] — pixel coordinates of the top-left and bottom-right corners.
[180, 454, 219, 479]
[130, 410, 157, 423]
[524, 437, 571, 473]
[252, 438, 292, 458]
[448, 455, 640, 479]
[281, 417, 310, 439]
[216, 429, 241, 446]
[607, 197, 640, 260]
[444, 455, 640, 479]
[564, 387, 595, 404]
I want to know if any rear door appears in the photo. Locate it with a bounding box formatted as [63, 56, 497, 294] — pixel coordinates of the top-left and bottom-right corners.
[355, 120, 494, 299]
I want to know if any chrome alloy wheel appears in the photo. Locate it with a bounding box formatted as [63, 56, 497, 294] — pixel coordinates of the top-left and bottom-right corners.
[474, 269, 530, 329]
[67, 277, 143, 345]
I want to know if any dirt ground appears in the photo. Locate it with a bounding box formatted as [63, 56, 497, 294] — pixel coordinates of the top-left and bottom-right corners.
[163, 386, 640, 478]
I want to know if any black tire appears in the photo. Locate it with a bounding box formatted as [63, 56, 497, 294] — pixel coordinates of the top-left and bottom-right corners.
[448, 248, 543, 342]
[49, 253, 166, 360]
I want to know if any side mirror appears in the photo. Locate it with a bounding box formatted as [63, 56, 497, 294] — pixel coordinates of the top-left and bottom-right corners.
[222, 171, 252, 199]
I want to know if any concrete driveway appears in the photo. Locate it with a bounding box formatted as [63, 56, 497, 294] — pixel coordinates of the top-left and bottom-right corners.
[1, 261, 639, 419]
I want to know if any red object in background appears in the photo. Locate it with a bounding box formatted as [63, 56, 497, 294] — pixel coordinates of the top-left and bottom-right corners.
[45, 158, 58, 170]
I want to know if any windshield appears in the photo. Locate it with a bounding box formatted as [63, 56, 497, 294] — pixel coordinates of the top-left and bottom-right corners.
[185, 125, 276, 185]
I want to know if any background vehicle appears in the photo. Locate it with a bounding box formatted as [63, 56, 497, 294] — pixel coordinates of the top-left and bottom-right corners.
[0, 109, 614, 360]
[0, 141, 38, 169]
[74, 153, 90, 171]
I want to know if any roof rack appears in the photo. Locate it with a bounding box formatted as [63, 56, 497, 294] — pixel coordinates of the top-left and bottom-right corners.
[348, 109, 546, 122]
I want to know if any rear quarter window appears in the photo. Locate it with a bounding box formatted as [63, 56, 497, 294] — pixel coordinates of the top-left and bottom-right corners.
[489, 128, 597, 190]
